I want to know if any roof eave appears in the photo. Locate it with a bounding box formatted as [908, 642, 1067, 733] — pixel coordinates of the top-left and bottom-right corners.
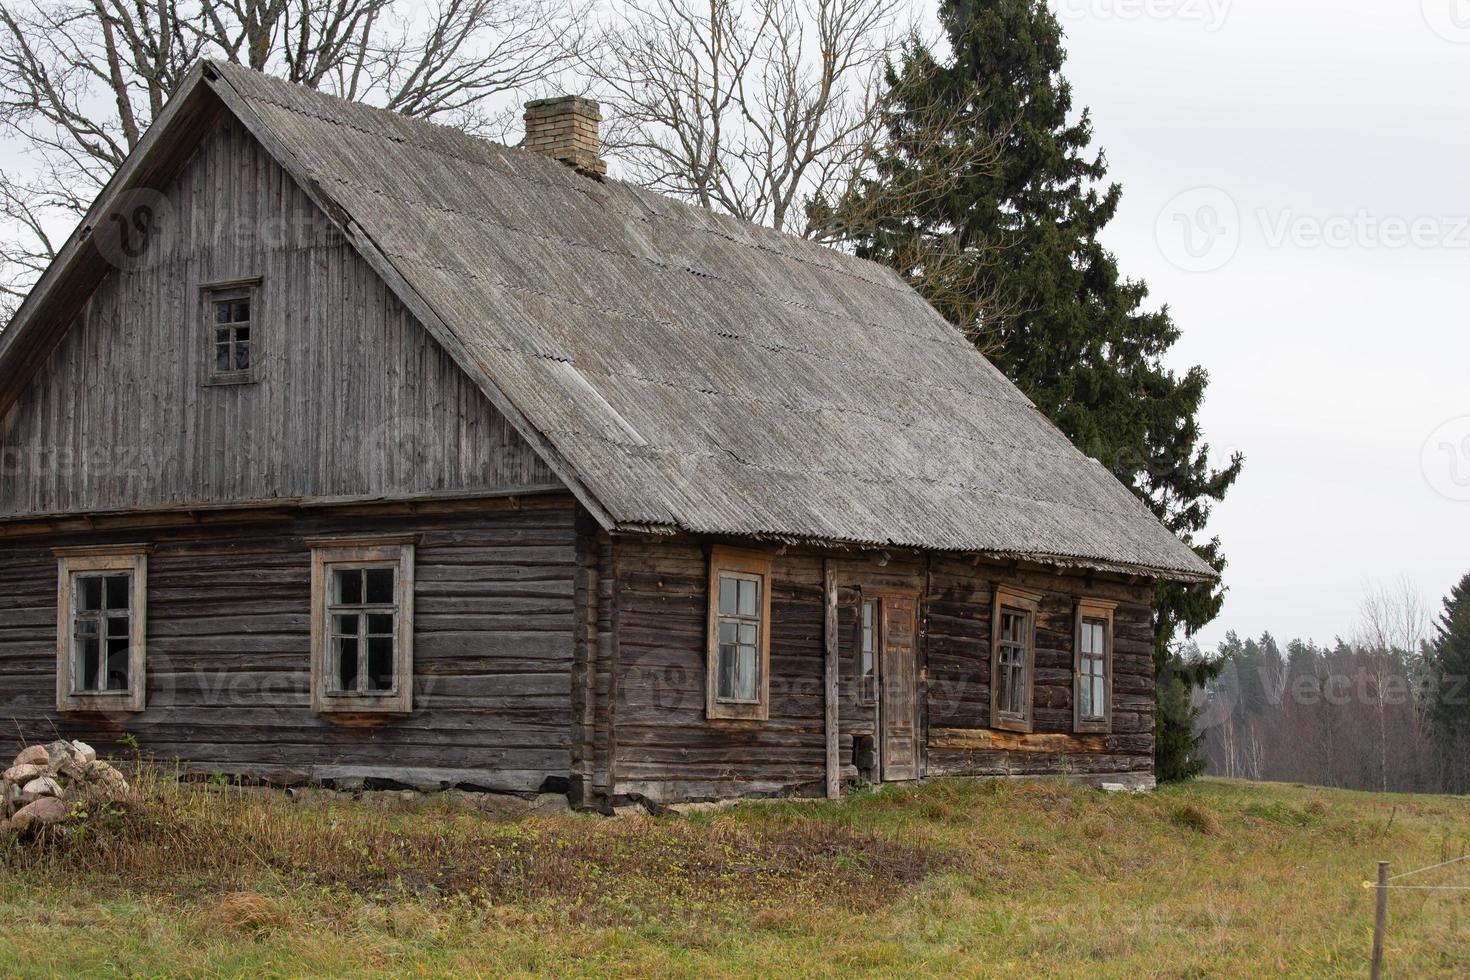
[611, 522, 1219, 585]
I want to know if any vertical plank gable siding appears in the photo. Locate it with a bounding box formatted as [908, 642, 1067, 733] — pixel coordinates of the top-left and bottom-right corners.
[0, 113, 556, 520]
[606, 538, 1156, 800]
[0, 501, 580, 793]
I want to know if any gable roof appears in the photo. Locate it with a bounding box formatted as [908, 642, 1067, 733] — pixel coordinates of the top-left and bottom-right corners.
[0, 61, 1215, 582]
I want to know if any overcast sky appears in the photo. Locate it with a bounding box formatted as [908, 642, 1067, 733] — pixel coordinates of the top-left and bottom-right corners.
[1034, 0, 1470, 649]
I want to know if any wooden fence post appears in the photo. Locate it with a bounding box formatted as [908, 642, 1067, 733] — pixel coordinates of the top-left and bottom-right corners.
[1370, 861, 1389, 980]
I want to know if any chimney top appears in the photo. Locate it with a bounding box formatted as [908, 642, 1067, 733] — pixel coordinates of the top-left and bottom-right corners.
[522, 96, 606, 178]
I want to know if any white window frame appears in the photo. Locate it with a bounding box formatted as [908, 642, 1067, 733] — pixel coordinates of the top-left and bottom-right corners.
[990, 585, 1041, 734]
[309, 536, 415, 716]
[55, 546, 149, 713]
[706, 546, 773, 722]
[1074, 599, 1117, 734]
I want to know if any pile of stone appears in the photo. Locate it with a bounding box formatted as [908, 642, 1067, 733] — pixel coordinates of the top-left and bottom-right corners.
[1, 740, 131, 836]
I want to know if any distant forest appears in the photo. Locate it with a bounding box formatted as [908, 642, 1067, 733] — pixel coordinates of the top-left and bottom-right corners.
[1196, 574, 1470, 795]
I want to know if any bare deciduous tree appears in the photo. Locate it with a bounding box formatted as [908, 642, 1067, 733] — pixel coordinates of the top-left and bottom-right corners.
[596, 0, 903, 238]
[0, 0, 594, 319]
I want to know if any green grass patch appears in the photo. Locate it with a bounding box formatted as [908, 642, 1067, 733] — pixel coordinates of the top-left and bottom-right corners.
[4, 776, 1470, 976]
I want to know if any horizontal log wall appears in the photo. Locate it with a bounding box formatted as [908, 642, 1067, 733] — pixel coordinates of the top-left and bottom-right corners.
[0, 496, 580, 793]
[924, 555, 1157, 780]
[602, 539, 1157, 802]
[607, 537, 830, 802]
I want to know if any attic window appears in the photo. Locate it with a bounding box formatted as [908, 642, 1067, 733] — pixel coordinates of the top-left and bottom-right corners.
[203, 279, 261, 384]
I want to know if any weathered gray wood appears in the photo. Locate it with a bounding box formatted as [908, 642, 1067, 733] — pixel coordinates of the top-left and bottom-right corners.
[0, 499, 581, 787]
[0, 113, 559, 521]
[823, 561, 839, 799]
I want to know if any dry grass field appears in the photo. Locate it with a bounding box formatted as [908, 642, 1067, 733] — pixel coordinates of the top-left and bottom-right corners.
[3, 774, 1469, 977]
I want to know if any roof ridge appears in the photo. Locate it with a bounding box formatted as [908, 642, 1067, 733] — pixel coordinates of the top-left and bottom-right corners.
[205, 60, 917, 297]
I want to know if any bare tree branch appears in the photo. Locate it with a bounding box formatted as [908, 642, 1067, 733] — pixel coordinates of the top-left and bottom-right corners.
[0, 0, 595, 325]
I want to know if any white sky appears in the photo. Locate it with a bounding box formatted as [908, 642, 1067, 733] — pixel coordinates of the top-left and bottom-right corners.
[1041, 0, 1470, 649]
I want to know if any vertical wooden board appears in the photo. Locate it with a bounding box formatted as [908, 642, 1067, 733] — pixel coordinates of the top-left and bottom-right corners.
[879, 594, 919, 781]
[0, 114, 560, 520]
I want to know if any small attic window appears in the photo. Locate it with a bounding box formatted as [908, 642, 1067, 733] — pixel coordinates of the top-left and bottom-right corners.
[203, 278, 261, 384]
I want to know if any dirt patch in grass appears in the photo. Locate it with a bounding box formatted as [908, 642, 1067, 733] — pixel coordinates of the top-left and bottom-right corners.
[1, 779, 955, 926]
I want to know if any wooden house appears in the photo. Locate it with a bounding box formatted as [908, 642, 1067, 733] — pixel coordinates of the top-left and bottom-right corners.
[0, 63, 1214, 805]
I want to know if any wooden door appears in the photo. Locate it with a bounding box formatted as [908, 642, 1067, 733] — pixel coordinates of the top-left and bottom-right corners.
[879, 594, 920, 781]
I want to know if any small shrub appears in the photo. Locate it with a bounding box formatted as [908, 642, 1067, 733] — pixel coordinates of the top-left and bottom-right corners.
[1172, 803, 1222, 836]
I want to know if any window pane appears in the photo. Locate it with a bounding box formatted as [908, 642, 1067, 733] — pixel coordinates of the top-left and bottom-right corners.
[738, 623, 756, 646]
[235, 326, 250, 343]
[718, 576, 737, 616]
[106, 638, 130, 691]
[215, 301, 231, 324]
[334, 614, 359, 637]
[365, 568, 395, 605]
[719, 621, 737, 646]
[737, 579, 757, 617]
[77, 635, 100, 692]
[232, 300, 251, 322]
[336, 636, 359, 691]
[735, 643, 758, 700]
[215, 343, 232, 373]
[1092, 677, 1106, 717]
[1080, 675, 1093, 717]
[366, 637, 394, 692]
[334, 569, 362, 605]
[862, 602, 873, 628]
[717, 642, 737, 700]
[367, 613, 394, 636]
[234, 341, 251, 371]
[215, 328, 232, 346]
[75, 619, 97, 638]
[105, 575, 128, 610]
[106, 615, 128, 638]
[79, 576, 103, 611]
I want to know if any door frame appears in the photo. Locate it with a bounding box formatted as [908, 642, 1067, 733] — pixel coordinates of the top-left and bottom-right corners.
[852, 584, 922, 783]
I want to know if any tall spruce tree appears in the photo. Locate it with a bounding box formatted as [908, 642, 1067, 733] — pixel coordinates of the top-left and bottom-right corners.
[834, 0, 1242, 780]
[1429, 573, 1470, 793]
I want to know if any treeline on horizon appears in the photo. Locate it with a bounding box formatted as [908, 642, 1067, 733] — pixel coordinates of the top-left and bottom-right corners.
[1196, 571, 1470, 795]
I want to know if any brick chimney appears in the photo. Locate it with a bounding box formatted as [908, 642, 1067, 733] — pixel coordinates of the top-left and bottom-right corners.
[522, 96, 606, 177]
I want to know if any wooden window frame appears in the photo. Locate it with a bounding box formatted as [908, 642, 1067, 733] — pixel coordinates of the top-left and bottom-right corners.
[856, 597, 880, 707]
[990, 585, 1041, 734]
[1074, 599, 1117, 734]
[309, 536, 415, 717]
[706, 546, 773, 722]
[202, 277, 262, 386]
[55, 546, 150, 713]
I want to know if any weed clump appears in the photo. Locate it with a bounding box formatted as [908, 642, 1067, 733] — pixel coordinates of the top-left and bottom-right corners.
[1171, 803, 1222, 836]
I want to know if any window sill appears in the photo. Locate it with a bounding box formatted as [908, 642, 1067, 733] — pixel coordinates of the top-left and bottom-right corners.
[57, 696, 145, 714]
[203, 374, 258, 388]
[991, 716, 1034, 735]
